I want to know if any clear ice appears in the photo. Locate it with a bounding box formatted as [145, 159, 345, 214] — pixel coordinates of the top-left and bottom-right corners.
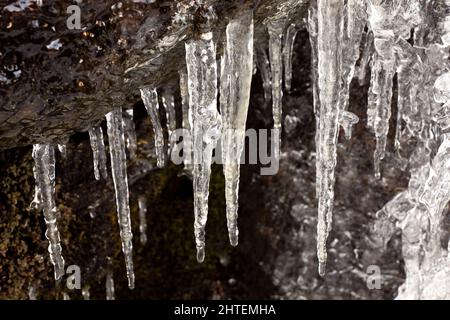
[32, 144, 65, 280]
[140, 87, 166, 168]
[161, 89, 177, 155]
[105, 109, 135, 289]
[88, 126, 108, 180]
[123, 109, 138, 160]
[219, 11, 254, 246]
[138, 195, 148, 245]
[185, 31, 222, 263]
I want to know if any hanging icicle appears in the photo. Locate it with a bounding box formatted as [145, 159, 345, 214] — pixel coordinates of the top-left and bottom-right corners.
[123, 109, 138, 160]
[179, 69, 194, 177]
[220, 10, 254, 246]
[32, 143, 65, 280]
[255, 45, 272, 103]
[161, 89, 177, 156]
[140, 88, 166, 168]
[185, 29, 222, 262]
[267, 19, 285, 149]
[283, 23, 299, 92]
[138, 195, 148, 245]
[314, 0, 344, 276]
[105, 109, 135, 289]
[88, 126, 108, 180]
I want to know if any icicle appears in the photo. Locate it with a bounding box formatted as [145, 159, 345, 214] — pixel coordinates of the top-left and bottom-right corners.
[185, 30, 222, 263]
[138, 195, 148, 245]
[82, 286, 90, 300]
[366, 1, 398, 178]
[255, 45, 272, 102]
[339, 0, 366, 112]
[283, 23, 298, 92]
[32, 144, 65, 280]
[161, 90, 177, 155]
[106, 268, 115, 300]
[122, 109, 137, 160]
[140, 88, 166, 168]
[357, 31, 374, 86]
[179, 70, 194, 177]
[105, 109, 135, 290]
[88, 126, 108, 180]
[219, 11, 254, 246]
[267, 19, 285, 146]
[315, 0, 344, 276]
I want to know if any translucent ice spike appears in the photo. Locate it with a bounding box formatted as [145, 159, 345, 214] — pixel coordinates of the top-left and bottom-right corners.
[88, 126, 108, 180]
[105, 109, 135, 289]
[140, 88, 166, 168]
[185, 31, 222, 262]
[219, 11, 254, 246]
[32, 144, 65, 280]
[315, 0, 344, 276]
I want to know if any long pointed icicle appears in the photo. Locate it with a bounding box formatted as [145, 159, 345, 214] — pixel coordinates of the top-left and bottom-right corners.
[220, 11, 254, 247]
[315, 0, 344, 276]
[180, 70, 193, 177]
[267, 20, 285, 148]
[138, 195, 148, 245]
[122, 109, 137, 160]
[88, 126, 108, 180]
[32, 144, 65, 280]
[186, 31, 222, 263]
[105, 109, 135, 289]
[140, 88, 166, 168]
[367, 1, 397, 178]
[283, 23, 299, 92]
[161, 90, 177, 155]
[255, 45, 272, 102]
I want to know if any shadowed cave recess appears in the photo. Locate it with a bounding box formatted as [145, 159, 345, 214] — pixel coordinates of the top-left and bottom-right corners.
[1, 0, 450, 300]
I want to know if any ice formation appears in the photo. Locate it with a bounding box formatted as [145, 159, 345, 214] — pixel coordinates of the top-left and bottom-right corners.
[267, 20, 285, 140]
[140, 87, 166, 168]
[179, 69, 193, 176]
[123, 109, 138, 160]
[32, 144, 65, 280]
[283, 23, 299, 92]
[219, 11, 254, 246]
[161, 90, 177, 155]
[88, 126, 108, 180]
[106, 109, 135, 289]
[18, 0, 450, 298]
[185, 30, 222, 262]
[138, 195, 148, 245]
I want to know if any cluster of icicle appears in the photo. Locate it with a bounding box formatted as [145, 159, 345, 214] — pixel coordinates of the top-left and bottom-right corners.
[29, 0, 450, 298]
